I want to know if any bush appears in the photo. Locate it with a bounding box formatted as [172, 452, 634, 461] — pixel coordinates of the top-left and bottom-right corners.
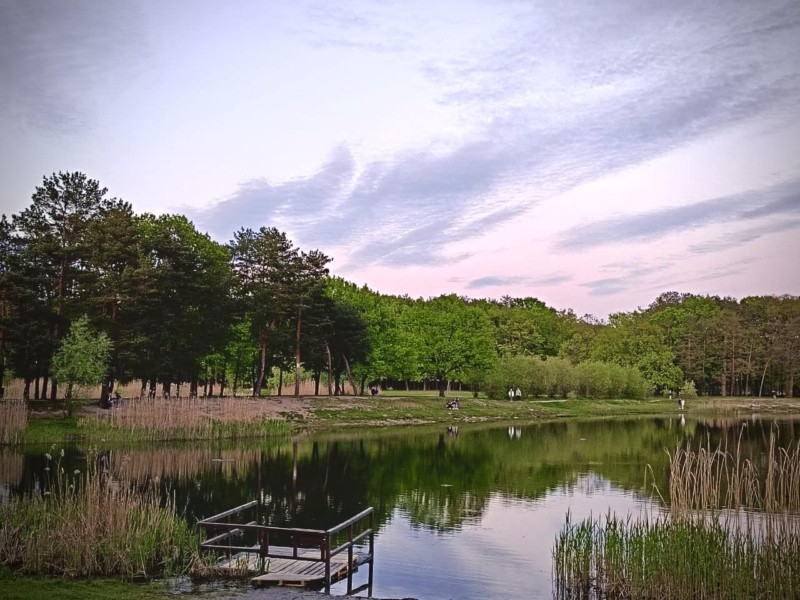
[483, 357, 647, 400]
[680, 379, 698, 399]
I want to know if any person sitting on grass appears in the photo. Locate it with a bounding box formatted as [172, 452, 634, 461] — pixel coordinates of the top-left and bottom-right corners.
[445, 398, 460, 410]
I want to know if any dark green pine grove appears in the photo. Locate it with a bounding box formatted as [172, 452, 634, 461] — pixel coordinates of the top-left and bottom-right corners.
[1, 172, 798, 400]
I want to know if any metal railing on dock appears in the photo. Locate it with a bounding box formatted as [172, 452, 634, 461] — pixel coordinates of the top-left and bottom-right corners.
[198, 501, 374, 595]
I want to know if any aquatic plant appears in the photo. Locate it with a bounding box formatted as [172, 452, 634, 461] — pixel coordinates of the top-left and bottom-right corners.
[0, 448, 197, 578]
[554, 430, 800, 598]
[79, 396, 291, 442]
[0, 399, 27, 444]
[553, 512, 800, 599]
[668, 429, 800, 514]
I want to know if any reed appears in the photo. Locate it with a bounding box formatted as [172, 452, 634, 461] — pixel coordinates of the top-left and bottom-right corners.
[0, 399, 27, 445]
[80, 396, 291, 442]
[553, 512, 800, 599]
[554, 431, 800, 598]
[0, 448, 197, 579]
[668, 429, 800, 514]
[106, 446, 264, 482]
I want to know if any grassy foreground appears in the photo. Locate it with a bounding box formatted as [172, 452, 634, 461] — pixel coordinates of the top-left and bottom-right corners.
[0, 569, 171, 600]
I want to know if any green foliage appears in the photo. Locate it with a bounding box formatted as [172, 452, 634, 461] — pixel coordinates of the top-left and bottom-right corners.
[3, 172, 799, 403]
[484, 356, 648, 400]
[402, 295, 497, 396]
[680, 379, 698, 399]
[50, 316, 111, 414]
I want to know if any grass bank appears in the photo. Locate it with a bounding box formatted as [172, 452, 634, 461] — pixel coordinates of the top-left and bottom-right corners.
[0, 569, 173, 600]
[15, 393, 800, 445]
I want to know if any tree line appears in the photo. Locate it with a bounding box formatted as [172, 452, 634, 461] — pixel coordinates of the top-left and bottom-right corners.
[1, 172, 798, 400]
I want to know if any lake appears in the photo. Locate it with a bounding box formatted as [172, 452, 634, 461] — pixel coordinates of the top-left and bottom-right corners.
[2, 413, 797, 599]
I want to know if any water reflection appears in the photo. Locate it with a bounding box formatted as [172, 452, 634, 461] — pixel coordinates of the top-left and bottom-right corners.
[2, 417, 798, 599]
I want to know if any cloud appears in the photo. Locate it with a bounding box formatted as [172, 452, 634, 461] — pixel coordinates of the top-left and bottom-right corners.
[580, 278, 630, 297]
[557, 178, 800, 251]
[688, 218, 800, 255]
[466, 274, 572, 289]
[196, 0, 800, 271]
[0, 0, 147, 132]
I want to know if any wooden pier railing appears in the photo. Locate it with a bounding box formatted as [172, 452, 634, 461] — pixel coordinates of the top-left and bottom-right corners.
[198, 501, 374, 595]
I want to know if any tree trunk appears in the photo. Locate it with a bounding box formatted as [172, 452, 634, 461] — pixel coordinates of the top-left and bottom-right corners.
[65, 382, 74, 417]
[34, 376, 40, 400]
[294, 309, 302, 397]
[0, 327, 5, 398]
[759, 361, 769, 397]
[325, 343, 333, 396]
[255, 332, 268, 397]
[314, 372, 320, 396]
[278, 369, 283, 395]
[50, 376, 58, 401]
[787, 373, 794, 398]
[342, 355, 358, 395]
[39, 372, 46, 398]
[359, 375, 367, 396]
[23, 378, 30, 400]
[438, 378, 447, 397]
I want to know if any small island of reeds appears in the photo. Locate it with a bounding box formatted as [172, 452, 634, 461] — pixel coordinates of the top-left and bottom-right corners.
[553, 430, 800, 599]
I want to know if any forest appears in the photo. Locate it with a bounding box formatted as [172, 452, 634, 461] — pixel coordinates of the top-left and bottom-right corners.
[1, 172, 798, 401]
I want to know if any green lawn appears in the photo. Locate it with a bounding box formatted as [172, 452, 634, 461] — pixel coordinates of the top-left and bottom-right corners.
[0, 570, 170, 600]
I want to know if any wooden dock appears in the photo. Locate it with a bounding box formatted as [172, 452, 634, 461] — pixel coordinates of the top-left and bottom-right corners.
[216, 545, 363, 587]
[198, 501, 374, 595]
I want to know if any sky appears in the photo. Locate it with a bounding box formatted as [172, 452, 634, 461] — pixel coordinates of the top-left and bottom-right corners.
[1, 0, 799, 319]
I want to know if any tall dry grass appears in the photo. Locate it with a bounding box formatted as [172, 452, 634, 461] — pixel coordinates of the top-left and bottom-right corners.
[110, 446, 262, 482]
[81, 396, 291, 442]
[0, 399, 27, 444]
[0, 449, 197, 578]
[668, 429, 800, 514]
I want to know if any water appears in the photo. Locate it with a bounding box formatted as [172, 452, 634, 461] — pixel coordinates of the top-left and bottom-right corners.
[2, 415, 798, 599]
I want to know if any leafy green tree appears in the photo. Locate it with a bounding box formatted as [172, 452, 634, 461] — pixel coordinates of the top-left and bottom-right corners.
[403, 295, 496, 396]
[50, 315, 111, 416]
[590, 312, 682, 393]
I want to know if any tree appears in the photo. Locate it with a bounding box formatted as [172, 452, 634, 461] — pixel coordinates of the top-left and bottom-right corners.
[290, 249, 331, 396]
[128, 214, 235, 397]
[13, 172, 113, 399]
[230, 227, 299, 396]
[403, 295, 496, 396]
[0, 216, 14, 397]
[50, 315, 111, 416]
[590, 312, 682, 393]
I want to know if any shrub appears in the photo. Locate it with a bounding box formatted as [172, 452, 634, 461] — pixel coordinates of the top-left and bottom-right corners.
[679, 379, 698, 400]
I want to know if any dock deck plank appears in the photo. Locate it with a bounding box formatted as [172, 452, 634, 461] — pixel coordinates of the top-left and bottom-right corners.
[213, 545, 361, 588]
